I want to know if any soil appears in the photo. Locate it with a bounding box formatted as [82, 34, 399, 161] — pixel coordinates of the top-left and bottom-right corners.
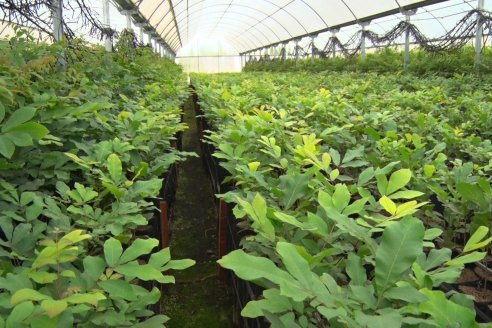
[161, 96, 234, 327]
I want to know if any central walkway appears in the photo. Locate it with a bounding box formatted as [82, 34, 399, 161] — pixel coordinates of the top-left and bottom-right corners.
[161, 97, 234, 327]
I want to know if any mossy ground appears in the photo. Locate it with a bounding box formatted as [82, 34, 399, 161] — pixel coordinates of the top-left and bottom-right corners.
[161, 96, 234, 327]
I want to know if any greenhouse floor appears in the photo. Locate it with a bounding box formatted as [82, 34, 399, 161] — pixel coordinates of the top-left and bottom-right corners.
[161, 98, 234, 327]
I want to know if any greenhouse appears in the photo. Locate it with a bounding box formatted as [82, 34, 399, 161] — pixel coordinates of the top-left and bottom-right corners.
[0, 0, 492, 327]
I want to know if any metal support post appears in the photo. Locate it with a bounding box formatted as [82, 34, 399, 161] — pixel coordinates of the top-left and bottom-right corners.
[52, 0, 63, 42]
[295, 40, 299, 60]
[102, 0, 111, 52]
[51, 0, 66, 69]
[125, 11, 132, 29]
[359, 21, 370, 61]
[475, 0, 485, 66]
[331, 29, 339, 58]
[311, 35, 316, 58]
[403, 10, 416, 67]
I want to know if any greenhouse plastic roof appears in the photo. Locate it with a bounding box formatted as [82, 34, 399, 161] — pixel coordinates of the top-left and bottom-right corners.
[128, 0, 458, 53]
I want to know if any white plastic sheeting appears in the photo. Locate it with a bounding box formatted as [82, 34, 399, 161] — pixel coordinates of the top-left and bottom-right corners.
[131, 0, 438, 52]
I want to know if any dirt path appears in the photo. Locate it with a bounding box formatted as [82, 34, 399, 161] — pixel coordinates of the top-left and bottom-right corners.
[161, 96, 234, 327]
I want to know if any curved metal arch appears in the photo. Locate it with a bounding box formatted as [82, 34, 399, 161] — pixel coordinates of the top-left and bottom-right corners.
[168, 17, 268, 51]
[227, 0, 311, 46]
[174, 21, 259, 52]
[299, 0, 329, 30]
[171, 7, 283, 42]
[165, 10, 276, 51]
[157, 1, 293, 45]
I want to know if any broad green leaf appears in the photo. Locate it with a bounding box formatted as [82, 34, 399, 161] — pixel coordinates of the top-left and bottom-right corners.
[11, 288, 50, 306]
[119, 238, 159, 264]
[133, 315, 170, 328]
[107, 154, 123, 183]
[343, 197, 368, 216]
[419, 289, 478, 328]
[386, 169, 412, 195]
[63, 293, 104, 306]
[115, 262, 167, 282]
[446, 252, 486, 267]
[60, 229, 91, 244]
[83, 256, 105, 281]
[332, 184, 350, 212]
[0, 103, 4, 123]
[242, 289, 292, 318]
[98, 279, 136, 301]
[0, 136, 15, 159]
[424, 228, 443, 240]
[379, 196, 396, 215]
[278, 173, 309, 210]
[357, 167, 375, 186]
[149, 248, 171, 268]
[28, 271, 58, 284]
[354, 309, 402, 328]
[384, 286, 428, 303]
[375, 216, 424, 295]
[2, 106, 36, 132]
[350, 285, 376, 309]
[346, 253, 366, 285]
[6, 301, 35, 326]
[274, 212, 304, 229]
[8, 122, 49, 139]
[161, 259, 195, 271]
[40, 300, 67, 318]
[464, 226, 492, 252]
[248, 161, 260, 172]
[421, 248, 452, 271]
[104, 238, 123, 267]
[5, 131, 32, 147]
[388, 190, 424, 199]
[329, 149, 341, 166]
[424, 164, 436, 178]
[218, 249, 309, 302]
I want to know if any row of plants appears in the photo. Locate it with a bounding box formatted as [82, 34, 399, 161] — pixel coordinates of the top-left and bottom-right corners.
[244, 47, 492, 76]
[192, 71, 492, 327]
[0, 32, 194, 327]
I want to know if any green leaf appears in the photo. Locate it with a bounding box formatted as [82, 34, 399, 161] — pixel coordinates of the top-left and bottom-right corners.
[419, 289, 478, 328]
[63, 293, 104, 306]
[83, 256, 106, 281]
[355, 309, 402, 328]
[11, 288, 50, 306]
[388, 190, 424, 199]
[6, 301, 35, 326]
[357, 167, 374, 186]
[0, 103, 5, 123]
[424, 164, 436, 178]
[161, 259, 195, 271]
[7, 122, 49, 139]
[119, 238, 159, 264]
[375, 216, 424, 295]
[332, 184, 350, 212]
[421, 248, 452, 271]
[278, 173, 309, 210]
[384, 286, 428, 303]
[98, 279, 136, 301]
[273, 212, 304, 229]
[2, 106, 36, 132]
[446, 252, 486, 267]
[386, 169, 412, 195]
[149, 248, 171, 268]
[218, 249, 309, 302]
[28, 271, 58, 284]
[5, 131, 32, 147]
[242, 290, 291, 318]
[346, 253, 366, 285]
[0, 136, 15, 159]
[115, 262, 165, 282]
[424, 228, 443, 240]
[379, 196, 396, 215]
[464, 226, 492, 252]
[133, 315, 170, 328]
[104, 238, 123, 267]
[40, 300, 67, 318]
[107, 154, 123, 183]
